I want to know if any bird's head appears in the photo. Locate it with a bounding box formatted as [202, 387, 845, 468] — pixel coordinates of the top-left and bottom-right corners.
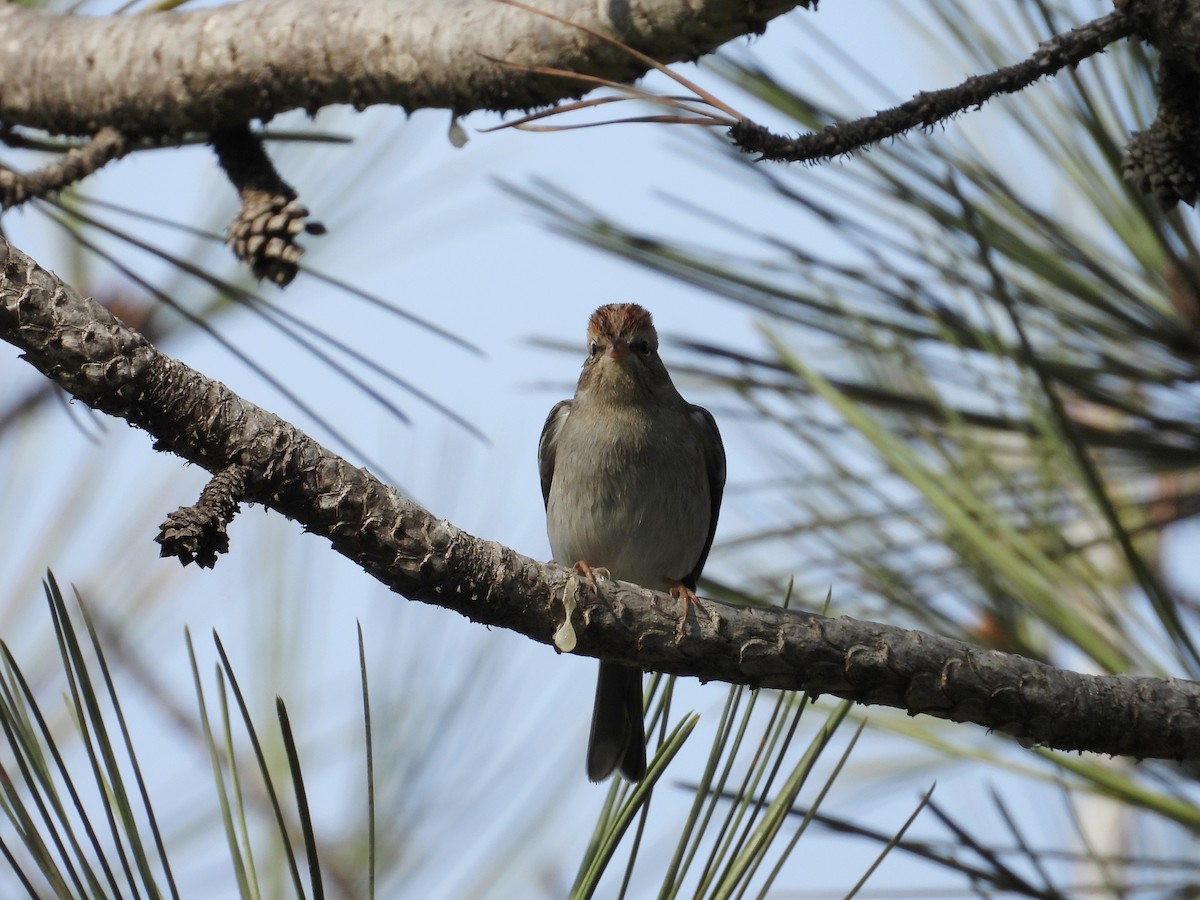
[579, 303, 672, 399]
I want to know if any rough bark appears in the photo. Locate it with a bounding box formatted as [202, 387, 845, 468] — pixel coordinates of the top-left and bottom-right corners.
[3, 235, 1200, 763]
[0, 0, 807, 139]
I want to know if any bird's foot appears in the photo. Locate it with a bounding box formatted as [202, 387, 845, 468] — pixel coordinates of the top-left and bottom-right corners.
[666, 578, 711, 620]
[573, 561, 611, 591]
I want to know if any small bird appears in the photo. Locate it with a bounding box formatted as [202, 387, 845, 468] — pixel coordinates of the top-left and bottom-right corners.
[539, 303, 726, 782]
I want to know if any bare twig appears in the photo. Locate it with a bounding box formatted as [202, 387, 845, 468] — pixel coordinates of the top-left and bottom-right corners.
[729, 10, 1135, 163]
[0, 127, 128, 209]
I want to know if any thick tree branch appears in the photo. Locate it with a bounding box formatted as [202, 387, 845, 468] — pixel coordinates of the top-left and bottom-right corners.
[3, 236, 1200, 762]
[0, 0, 807, 139]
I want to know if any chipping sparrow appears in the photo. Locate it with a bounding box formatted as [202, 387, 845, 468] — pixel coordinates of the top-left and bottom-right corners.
[539, 303, 726, 782]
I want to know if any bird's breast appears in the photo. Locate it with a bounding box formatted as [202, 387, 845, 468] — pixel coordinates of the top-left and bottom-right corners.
[545, 404, 711, 588]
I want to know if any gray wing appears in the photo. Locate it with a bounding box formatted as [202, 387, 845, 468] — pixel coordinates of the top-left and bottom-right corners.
[538, 399, 573, 509]
[683, 404, 726, 591]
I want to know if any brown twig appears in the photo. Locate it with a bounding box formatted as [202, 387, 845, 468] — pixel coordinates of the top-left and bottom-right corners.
[0, 126, 128, 210]
[730, 9, 1136, 163]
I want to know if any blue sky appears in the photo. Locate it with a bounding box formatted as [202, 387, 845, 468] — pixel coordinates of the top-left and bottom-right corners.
[0, 1, 1174, 896]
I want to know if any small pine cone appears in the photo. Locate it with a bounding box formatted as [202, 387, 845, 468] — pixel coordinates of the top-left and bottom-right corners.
[226, 190, 325, 286]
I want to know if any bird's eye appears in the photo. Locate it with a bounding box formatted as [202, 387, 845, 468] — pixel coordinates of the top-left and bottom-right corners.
[632, 339, 651, 355]
[589, 340, 600, 357]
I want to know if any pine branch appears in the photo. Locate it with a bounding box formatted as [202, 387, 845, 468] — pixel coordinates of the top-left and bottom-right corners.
[0, 0, 808, 139]
[3, 235, 1200, 762]
[729, 10, 1136, 163]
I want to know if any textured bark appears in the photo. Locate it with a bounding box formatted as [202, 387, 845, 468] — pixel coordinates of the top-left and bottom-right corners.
[4, 235, 1200, 762]
[0, 0, 807, 139]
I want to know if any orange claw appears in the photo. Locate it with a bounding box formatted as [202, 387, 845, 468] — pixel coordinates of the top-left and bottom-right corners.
[666, 578, 709, 619]
[573, 561, 611, 589]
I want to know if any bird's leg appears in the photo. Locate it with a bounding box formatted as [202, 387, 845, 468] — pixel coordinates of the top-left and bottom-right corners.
[666, 578, 712, 620]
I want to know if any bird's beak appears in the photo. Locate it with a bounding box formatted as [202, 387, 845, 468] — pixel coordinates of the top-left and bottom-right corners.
[606, 340, 630, 360]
